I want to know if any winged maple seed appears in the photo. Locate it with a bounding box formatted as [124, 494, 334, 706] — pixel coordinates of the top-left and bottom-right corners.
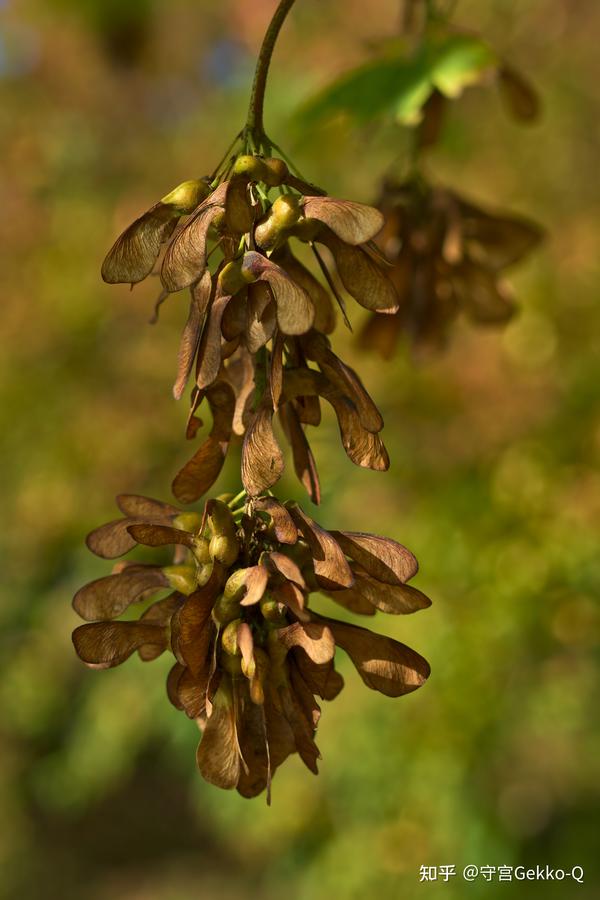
[172, 329, 389, 505]
[72, 492, 430, 800]
[100, 155, 397, 501]
[359, 176, 543, 354]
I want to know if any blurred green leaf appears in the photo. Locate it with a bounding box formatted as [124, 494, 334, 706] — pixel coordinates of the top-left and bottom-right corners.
[297, 31, 498, 128]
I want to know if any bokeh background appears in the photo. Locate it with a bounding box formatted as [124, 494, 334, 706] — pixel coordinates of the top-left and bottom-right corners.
[1, 0, 599, 897]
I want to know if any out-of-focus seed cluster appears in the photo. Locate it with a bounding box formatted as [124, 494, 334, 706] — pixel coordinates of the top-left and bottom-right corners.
[72, 493, 430, 799]
[360, 177, 543, 354]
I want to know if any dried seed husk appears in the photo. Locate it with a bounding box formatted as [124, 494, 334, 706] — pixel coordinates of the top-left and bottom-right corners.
[292, 648, 344, 701]
[126, 522, 195, 548]
[196, 681, 241, 790]
[166, 662, 186, 710]
[327, 570, 431, 615]
[313, 614, 430, 697]
[278, 402, 321, 505]
[241, 252, 315, 335]
[277, 622, 335, 665]
[241, 404, 285, 496]
[173, 271, 213, 400]
[73, 566, 169, 621]
[172, 380, 235, 504]
[273, 245, 336, 334]
[286, 502, 354, 590]
[224, 565, 269, 607]
[264, 551, 307, 589]
[330, 531, 418, 585]
[196, 290, 232, 390]
[170, 567, 224, 675]
[301, 197, 384, 245]
[220, 288, 248, 342]
[253, 496, 298, 544]
[245, 282, 277, 353]
[85, 516, 163, 560]
[115, 495, 180, 519]
[319, 229, 399, 312]
[73, 621, 168, 669]
[138, 593, 183, 661]
[302, 331, 383, 433]
[161, 182, 228, 292]
[225, 175, 255, 234]
[101, 203, 180, 285]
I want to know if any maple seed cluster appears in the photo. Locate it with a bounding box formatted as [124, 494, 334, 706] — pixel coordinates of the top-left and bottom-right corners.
[361, 176, 543, 353]
[73, 493, 430, 798]
[101, 155, 397, 502]
[73, 146, 434, 799]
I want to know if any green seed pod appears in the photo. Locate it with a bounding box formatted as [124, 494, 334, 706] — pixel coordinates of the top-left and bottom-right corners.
[262, 157, 289, 187]
[221, 618, 242, 656]
[291, 217, 323, 243]
[212, 593, 242, 627]
[232, 154, 270, 182]
[207, 499, 238, 540]
[196, 562, 214, 587]
[260, 592, 287, 626]
[192, 536, 211, 565]
[160, 178, 211, 211]
[209, 534, 240, 567]
[173, 511, 202, 533]
[255, 194, 301, 251]
[221, 653, 243, 676]
[218, 260, 247, 296]
[223, 568, 248, 602]
[206, 499, 239, 566]
[162, 564, 198, 596]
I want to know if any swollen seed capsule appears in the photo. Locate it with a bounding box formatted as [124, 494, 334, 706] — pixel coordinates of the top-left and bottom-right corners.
[223, 568, 248, 602]
[221, 618, 242, 656]
[260, 593, 287, 626]
[196, 562, 214, 587]
[218, 260, 247, 296]
[207, 500, 239, 565]
[160, 178, 210, 211]
[221, 654, 243, 676]
[173, 511, 202, 533]
[212, 594, 242, 627]
[255, 195, 302, 251]
[162, 565, 198, 596]
[192, 536, 211, 565]
[262, 157, 289, 187]
[209, 534, 239, 567]
[232, 154, 270, 182]
[291, 217, 322, 243]
[271, 194, 301, 228]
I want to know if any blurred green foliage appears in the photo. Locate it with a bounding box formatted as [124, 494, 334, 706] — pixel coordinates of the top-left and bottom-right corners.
[297, 30, 497, 127]
[0, 1, 599, 898]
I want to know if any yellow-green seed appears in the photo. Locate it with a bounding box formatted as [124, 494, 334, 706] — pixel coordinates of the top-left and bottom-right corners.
[192, 536, 211, 565]
[232, 155, 270, 182]
[173, 511, 202, 533]
[212, 594, 242, 627]
[221, 618, 242, 656]
[162, 564, 198, 596]
[160, 178, 210, 211]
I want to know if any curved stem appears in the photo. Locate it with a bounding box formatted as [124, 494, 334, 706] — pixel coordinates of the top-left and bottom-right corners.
[246, 0, 297, 144]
